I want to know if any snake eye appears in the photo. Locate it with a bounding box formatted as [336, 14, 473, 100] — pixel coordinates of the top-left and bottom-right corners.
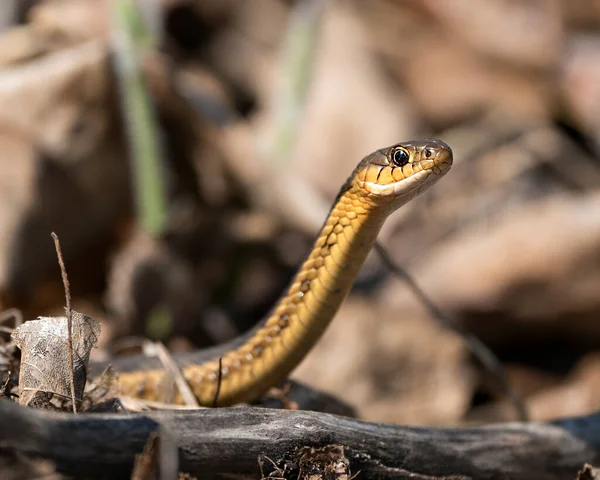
[392, 148, 410, 166]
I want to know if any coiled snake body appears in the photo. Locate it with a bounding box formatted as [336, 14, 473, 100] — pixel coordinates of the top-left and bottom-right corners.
[112, 139, 453, 406]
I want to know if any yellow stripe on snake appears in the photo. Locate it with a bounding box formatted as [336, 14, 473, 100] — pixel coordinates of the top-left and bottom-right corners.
[110, 139, 453, 406]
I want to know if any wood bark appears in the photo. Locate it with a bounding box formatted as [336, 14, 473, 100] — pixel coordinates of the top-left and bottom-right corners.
[0, 399, 599, 479]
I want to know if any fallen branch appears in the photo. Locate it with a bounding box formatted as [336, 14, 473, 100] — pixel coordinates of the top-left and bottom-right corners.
[0, 399, 599, 479]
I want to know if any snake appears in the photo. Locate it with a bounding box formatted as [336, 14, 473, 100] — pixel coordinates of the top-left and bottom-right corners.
[107, 139, 453, 406]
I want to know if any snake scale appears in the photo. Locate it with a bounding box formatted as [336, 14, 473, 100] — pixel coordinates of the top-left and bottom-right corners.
[107, 139, 453, 406]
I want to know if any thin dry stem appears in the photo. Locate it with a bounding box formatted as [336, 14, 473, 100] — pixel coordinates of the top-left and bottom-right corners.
[154, 342, 199, 407]
[374, 241, 528, 422]
[51, 232, 77, 414]
[212, 357, 223, 408]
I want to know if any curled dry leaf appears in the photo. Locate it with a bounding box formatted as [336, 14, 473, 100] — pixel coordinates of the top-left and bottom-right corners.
[578, 464, 600, 480]
[131, 431, 180, 480]
[11, 311, 100, 408]
[131, 433, 160, 480]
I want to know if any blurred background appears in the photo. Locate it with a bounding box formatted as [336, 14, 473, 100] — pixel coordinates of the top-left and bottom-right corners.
[1, 0, 600, 426]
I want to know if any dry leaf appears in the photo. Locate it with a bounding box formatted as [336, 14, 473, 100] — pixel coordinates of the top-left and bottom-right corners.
[131, 433, 160, 480]
[131, 431, 180, 480]
[12, 311, 100, 407]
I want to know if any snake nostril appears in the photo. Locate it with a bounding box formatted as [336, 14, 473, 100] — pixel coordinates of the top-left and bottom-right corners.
[424, 148, 433, 158]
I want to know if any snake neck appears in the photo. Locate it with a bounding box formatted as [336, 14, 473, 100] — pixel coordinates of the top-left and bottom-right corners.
[177, 185, 387, 406]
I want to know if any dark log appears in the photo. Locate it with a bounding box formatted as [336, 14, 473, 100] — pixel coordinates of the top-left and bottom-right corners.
[0, 399, 598, 479]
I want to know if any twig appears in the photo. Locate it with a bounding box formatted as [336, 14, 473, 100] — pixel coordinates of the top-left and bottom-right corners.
[212, 357, 223, 408]
[257, 455, 265, 480]
[154, 342, 199, 407]
[374, 241, 528, 422]
[258, 455, 286, 480]
[119, 397, 203, 411]
[51, 232, 77, 414]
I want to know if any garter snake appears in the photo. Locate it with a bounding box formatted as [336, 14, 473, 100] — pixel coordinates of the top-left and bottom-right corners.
[109, 139, 453, 406]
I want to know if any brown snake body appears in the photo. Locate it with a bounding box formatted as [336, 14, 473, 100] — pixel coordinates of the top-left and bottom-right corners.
[112, 140, 453, 406]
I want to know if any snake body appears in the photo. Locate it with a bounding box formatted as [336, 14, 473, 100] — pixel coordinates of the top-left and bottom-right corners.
[114, 139, 453, 406]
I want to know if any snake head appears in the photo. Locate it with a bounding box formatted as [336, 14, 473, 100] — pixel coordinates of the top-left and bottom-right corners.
[353, 139, 453, 208]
